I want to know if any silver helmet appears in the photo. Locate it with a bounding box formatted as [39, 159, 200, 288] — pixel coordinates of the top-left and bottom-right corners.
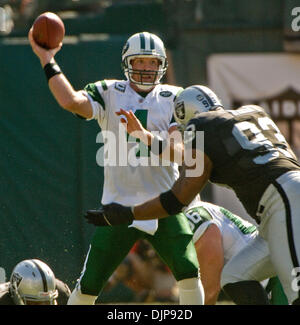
[9, 259, 58, 305]
[174, 85, 223, 126]
[121, 31, 168, 91]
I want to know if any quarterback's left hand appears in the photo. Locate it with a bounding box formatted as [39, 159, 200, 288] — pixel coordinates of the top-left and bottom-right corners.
[84, 203, 134, 226]
[84, 207, 108, 226]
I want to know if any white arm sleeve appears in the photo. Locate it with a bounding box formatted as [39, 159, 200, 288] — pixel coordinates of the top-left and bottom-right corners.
[82, 91, 102, 121]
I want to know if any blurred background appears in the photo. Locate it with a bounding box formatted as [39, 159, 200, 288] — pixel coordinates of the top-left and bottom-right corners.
[0, 0, 299, 304]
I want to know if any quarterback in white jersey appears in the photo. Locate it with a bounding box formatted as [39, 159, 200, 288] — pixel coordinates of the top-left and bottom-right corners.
[84, 79, 181, 207]
[29, 29, 204, 305]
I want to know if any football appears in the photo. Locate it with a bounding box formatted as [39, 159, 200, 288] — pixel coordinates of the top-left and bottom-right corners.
[32, 12, 65, 49]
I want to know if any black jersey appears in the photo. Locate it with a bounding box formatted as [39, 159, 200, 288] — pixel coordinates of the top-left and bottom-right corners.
[0, 279, 70, 305]
[187, 105, 300, 218]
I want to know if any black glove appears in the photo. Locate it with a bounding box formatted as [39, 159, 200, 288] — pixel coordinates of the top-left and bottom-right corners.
[84, 203, 134, 226]
[84, 207, 107, 226]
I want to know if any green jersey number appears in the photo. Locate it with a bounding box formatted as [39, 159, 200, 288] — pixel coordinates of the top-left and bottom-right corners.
[127, 109, 150, 157]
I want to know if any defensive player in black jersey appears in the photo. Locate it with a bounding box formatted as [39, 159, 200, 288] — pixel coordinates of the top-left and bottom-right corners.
[85, 85, 300, 305]
[0, 259, 71, 305]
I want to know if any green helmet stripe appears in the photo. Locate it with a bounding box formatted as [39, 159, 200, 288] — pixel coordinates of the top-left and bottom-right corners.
[139, 33, 145, 50]
[150, 34, 155, 50]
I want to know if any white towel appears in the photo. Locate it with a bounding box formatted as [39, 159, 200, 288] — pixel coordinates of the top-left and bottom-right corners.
[129, 219, 158, 235]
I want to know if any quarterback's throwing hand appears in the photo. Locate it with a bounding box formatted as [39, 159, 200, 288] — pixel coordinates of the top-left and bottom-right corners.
[84, 203, 134, 226]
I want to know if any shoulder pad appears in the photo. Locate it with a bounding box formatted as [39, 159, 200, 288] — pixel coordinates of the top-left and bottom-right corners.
[100, 80, 108, 90]
[94, 79, 119, 91]
[84, 82, 106, 110]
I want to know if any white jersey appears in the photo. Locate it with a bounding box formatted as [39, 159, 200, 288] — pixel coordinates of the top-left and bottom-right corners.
[83, 79, 182, 207]
[185, 202, 257, 264]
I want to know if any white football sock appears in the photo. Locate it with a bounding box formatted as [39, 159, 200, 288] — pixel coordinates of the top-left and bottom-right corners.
[67, 287, 97, 305]
[177, 277, 205, 305]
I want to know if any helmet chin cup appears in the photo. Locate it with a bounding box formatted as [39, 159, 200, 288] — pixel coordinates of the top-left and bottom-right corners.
[127, 67, 162, 91]
[131, 82, 155, 91]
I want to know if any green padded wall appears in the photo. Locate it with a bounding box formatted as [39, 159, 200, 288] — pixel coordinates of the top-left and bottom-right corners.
[0, 35, 127, 288]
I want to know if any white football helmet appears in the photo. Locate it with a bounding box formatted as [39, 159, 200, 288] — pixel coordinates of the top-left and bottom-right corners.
[174, 85, 223, 126]
[121, 31, 168, 91]
[9, 259, 58, 305]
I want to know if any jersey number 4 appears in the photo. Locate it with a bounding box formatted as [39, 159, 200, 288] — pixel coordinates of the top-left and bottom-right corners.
[127, 109, 149, 158]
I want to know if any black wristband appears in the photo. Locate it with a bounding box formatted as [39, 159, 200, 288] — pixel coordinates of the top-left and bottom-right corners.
[43, 62, 62, 82]
[148, 136, 167, 155]
[159, 189, 186, 215]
